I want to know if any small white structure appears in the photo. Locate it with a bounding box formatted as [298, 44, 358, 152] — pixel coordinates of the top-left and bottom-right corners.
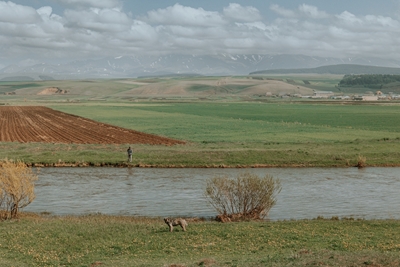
[362, 95, 378, 101]
[354, 95, 379, 101]
[312, 91, 334, 98]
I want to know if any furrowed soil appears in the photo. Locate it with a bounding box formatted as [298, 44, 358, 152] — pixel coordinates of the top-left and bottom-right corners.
[0, 106, 185, 145]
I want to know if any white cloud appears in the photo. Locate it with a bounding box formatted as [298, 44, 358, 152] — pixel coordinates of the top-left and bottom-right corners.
[0, 1, 40, 23]
[236, 22, 268, 31]
[146, 4, 225, 27]
[271, 4, 329, 19]
[266, 4, 400, 58]
[56, 0, 121, 9]
[125, 21, 158, 41]
[1, 1, 400, 64]
[365, 15, 399, 27]
[298, 4, 329, 19]
[336, 11, 363, 25]
[270, 4, 296, 18]
[36, 6, 52, 19]
[64, 8, 132, 32]
[223, 3, 262, 22]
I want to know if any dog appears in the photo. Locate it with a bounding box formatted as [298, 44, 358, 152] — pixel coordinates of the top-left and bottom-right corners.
[164, 217, 188, 232]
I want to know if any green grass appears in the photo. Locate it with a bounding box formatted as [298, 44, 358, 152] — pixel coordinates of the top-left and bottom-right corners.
[0, 82, 43, 94]
[1, 102, 399, 167]
[50, 103, 400, 141]
[0, 214, 399, 266]
[188, 84, 216, 92]
[1, 139, 399, 167]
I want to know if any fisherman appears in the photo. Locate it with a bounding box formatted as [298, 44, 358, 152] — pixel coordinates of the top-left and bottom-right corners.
[127, 146, 133, 162]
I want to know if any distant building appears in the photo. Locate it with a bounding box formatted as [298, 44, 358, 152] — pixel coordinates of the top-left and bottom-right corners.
[362, 95, 378, 101]
[377, 94, 389, 100]
[353, 95, 379, 101]
[312, 91, 334, 98]
[331, 95, 350, 100]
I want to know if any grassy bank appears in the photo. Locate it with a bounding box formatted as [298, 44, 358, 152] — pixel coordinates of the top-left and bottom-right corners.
[1, 139, 400, 167]
[1, 102, 400, 167]
[0, 214, 399, 266]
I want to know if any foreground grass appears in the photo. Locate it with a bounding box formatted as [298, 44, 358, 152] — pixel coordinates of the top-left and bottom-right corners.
[0, 214, 399, 266]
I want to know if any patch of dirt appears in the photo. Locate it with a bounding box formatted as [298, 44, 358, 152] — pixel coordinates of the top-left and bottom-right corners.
[37, 87, 67, 95]
[0, 106, 185, 145]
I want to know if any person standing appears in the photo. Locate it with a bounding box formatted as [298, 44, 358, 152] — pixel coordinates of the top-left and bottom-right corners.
[127, 146, 133, 162]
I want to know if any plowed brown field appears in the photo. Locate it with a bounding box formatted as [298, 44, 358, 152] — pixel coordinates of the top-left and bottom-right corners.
[0, 106, 185, 145]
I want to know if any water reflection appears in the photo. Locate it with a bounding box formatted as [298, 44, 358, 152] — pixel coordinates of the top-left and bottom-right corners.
[27, 167, 400, 220]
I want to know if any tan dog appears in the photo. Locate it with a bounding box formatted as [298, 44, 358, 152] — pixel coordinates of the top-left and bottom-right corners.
[164, 218, 188, 232]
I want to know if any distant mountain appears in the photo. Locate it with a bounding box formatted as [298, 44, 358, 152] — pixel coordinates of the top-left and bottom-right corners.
[0, 76, 35, 81]
[250, 64, 400, 75]
[1, 54, 400, 80]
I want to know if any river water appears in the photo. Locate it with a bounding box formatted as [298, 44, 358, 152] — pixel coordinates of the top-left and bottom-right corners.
[26, 167, 400, 220]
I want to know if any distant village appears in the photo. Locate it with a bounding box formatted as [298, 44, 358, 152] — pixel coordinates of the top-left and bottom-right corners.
[260, 90, 400, 101]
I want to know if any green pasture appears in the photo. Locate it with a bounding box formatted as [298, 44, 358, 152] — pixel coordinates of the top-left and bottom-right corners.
[1, 102, 398, 167]
[0, 82, 43, 94]
[50, 102, 400, 142]
[1, 214, 399, 266]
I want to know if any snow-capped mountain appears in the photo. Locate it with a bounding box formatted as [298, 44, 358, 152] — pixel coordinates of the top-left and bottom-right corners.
[1, 54, 400, 80]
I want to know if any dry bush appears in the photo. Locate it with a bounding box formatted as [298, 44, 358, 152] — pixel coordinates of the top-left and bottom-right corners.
[357, 155, 367, 169]
[205, 172, 281, 221]
[0, 159, 38, 220]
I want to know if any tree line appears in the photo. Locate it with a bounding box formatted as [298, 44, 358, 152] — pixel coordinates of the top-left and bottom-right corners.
[339, 74, 400, 87]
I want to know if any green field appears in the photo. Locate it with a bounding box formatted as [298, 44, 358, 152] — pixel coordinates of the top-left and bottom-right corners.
[1, 101, 400, 167]
[1, 214, 399, 267]
[48, 102, 400, 142]
[46, 102, 400, 167]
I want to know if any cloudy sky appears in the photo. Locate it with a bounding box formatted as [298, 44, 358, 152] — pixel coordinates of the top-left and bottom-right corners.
[1, 0, 400, 67]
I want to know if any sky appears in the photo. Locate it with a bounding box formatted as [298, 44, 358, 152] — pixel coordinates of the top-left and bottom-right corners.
[1, 0, 400, 68]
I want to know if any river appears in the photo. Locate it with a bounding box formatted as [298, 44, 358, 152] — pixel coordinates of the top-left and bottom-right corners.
[26, 167, 400, 220]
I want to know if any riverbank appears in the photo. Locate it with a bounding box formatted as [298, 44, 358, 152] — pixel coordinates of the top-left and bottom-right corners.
[1, 213, 399, 267]
[25, 162, 400, 168]
[1, 139, 400, 168]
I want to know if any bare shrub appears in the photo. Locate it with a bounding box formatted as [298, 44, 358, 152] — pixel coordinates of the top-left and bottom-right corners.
[205, 172, 281, 221]
[0, 159, 38, 220]
[357, 155, 367, 169]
